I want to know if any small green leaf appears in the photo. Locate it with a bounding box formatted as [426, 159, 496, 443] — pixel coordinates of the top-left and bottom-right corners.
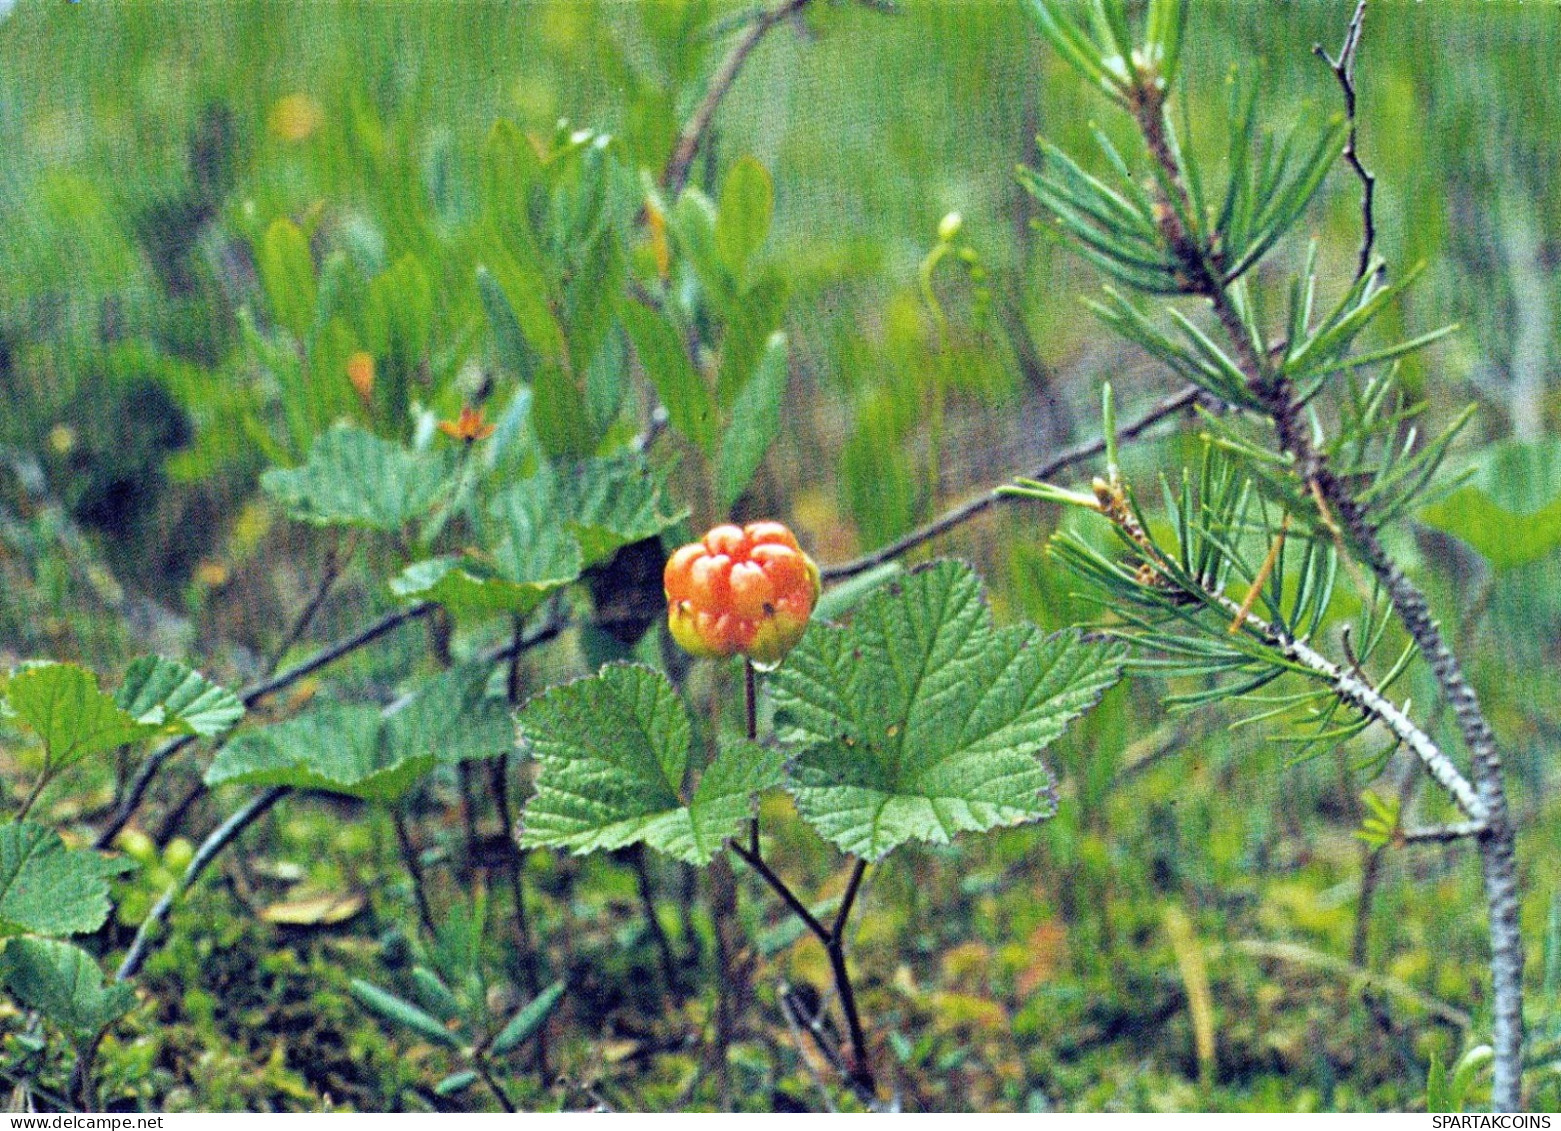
[204, 703, 431, 802]
[350, 979, 464, 1048]
[490, 980, 565, 1055]
[262, 424, 452, 531]
[771, 560, 1125, 860]
[716, 272, 788, 408]
[258, 218, 316, 341]
[114, 656, 244, 738]
[1, 939, 136, 1045]
[669, 188, 730, 312]
[5, 663, 158, 771]
[1419, 439, 1561, 568]
[434, 1071, 479, 1096]
[716, 156, 775, 275]
[0, 823, 130, 938]
[815, 562, 904, 623]
[518, 665, 785, 864]
[622, 301, 716, 453]
[717, 331, 787, 509]
[477, 265, 538, 384]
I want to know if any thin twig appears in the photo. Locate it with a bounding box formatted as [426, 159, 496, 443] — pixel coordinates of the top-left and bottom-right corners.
[1401, 821, 1487, 845]
[1227, 939, 1471, 1030]
[473, 1060, 518, 1114]
[729, 843, 830, 941]
[661, 0, 816, 197]
[821, 385, 1202, 581]
[777, 981, 840, 1112]
[115, 786, 287, 982]
[1314, 0, 1377, 283]
[264, 530, 359, 673]
[14, 772, 48, 823]
[393, 807, 440, 941]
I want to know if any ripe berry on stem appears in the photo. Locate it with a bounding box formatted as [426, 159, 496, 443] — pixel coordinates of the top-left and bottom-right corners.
[664, 521, 821, 667]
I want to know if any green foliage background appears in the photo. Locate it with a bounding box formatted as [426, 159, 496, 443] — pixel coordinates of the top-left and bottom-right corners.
[0, 0, 1558, 1113]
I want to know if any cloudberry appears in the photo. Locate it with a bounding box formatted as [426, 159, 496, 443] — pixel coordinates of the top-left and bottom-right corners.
[664, 521, 821, 667]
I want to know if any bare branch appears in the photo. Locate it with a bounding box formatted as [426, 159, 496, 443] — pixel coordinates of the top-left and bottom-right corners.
[661, 0, 815, 197]
[1401, 820, 1486, 845]
[821, 385, 1202, 582]
[115, 785, 287, 982]
[1314, 0, 1378, 283]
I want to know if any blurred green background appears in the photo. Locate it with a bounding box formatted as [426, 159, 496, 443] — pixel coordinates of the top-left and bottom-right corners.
[0, 0, 1558, 1112]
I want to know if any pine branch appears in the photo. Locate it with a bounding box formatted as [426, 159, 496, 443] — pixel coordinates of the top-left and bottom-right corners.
[1122, 50, 1524, 1109]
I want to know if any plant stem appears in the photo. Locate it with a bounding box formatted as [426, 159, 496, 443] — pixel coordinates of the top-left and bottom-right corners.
[116, 786, 287, 982]
[473, 1059, 517, 1113]
[392, 807, 439, 941]
[661, 0, 816, 196]
[14, 771, 49, 823]
[730, 657, 876, 1101]
[821, 385, 1202, 581]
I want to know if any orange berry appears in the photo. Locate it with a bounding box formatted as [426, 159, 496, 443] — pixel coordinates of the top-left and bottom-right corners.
[743, 521, 799, 551]
[704, 524, 747, 557]
[662, 520, 821, 662]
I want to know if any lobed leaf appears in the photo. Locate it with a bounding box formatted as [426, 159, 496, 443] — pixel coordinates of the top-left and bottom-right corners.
[770, 560, 1125, 860]
[4, 663, 158, 771]
[0, 823, 131, 938]
[1, 938, 137, 1045]
[261, 423, 452, 531]
[518, 665, 785, 865]
[114, 656, 244, 738]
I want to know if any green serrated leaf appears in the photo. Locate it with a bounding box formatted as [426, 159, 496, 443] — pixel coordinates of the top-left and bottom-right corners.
[490, 980, 565, 1055]
[393, 463, 595, 619]
[770, 560, 1125, 860]
[0, 823, 130, 938]
[518, 665, 785, 864]
[114, 656, 244, 738]
[5, 663, 159, 771]
[555, 455, 687, 567]
[261, 424, 452, 531]
[385, 663, 514, 767]
[204, 703, 431, 802]
[715, 156, 775, 275]
[1, 938, 136, 1044]
[718, 331, 788, 509]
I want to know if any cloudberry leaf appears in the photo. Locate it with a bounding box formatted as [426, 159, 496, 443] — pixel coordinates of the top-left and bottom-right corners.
[261, 423, 452, 531]
[205, 664, 510, 800]
[770, 560, 1125, 860]
[517, 664, 784, 865]
[1, 938, 137, 1045]
[0, 823, 131, 938]
[3, 663, 159, 771]
[392, 454, 682, 619]
[114, 656, 243, 738]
